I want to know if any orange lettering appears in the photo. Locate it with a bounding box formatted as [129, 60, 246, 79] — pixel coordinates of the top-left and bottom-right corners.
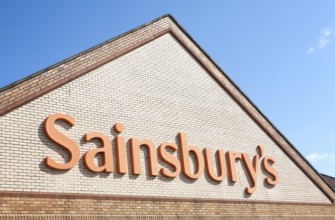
[227, 151, 242, 182]
[114, 123, 128, 174]
[84, 132, 113, 173]
[242, 153, 259, 194]
[179, 132, 204, 180]
[44, 113, 80, 170]
[204, 148, 226, 182]
[43, 114, 279, 191]
[159, 142, 181, 178]
[130, 138, 159, 176]
[262, 156, 278, 186]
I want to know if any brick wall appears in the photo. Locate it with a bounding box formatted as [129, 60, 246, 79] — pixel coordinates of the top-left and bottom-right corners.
[0, 16, 334, 218]
[0, 193, 335, 219]
[0, 33, 331, 204]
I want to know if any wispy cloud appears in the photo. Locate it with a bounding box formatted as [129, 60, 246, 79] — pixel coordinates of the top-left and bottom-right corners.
[307, 153, 335, 163]
[318, 28, 333, 48]
[307, 27, 333, 54]
[307, 47, 315, 54]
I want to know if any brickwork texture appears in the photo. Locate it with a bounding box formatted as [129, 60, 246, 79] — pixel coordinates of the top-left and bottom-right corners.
[0, 15, 334, 218]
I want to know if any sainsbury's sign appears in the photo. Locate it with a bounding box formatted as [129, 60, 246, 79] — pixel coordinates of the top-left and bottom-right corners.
[43, 113, 278, 195]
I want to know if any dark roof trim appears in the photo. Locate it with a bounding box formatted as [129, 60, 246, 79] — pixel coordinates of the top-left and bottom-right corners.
[166, 15, 335, 195]
[0, 14, 172, 93]
[0, 13, 334, 201]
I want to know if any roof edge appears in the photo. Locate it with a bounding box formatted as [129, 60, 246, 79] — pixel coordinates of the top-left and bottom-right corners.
[0, 14, 334, 203]
[167, 13, 335, 198]
[0, 14, 172, 94]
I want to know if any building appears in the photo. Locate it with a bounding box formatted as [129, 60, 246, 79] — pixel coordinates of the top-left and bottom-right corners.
[0, 15, 334, 219]
[322, 174, 335, 191]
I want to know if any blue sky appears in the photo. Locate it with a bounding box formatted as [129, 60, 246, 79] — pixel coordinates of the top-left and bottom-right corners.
[1, 1, 335, 176]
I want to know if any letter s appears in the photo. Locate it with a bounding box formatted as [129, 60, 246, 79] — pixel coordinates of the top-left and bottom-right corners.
[262, 156, 278, 186]
[44, 113, 80, 170]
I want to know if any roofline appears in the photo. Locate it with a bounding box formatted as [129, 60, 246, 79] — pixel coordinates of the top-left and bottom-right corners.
[166, 15, 335, 195]
[0, 14, 173, 94]
[1, 14, 334, 201]
[321, 173, 335, 192]
[321, 173, 335, 180]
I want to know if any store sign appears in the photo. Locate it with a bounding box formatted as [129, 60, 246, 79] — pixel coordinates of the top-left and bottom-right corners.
[43, 113, 278, 194]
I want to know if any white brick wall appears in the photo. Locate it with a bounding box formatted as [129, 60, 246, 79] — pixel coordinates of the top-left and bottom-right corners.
[0, 33, 330, 203]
